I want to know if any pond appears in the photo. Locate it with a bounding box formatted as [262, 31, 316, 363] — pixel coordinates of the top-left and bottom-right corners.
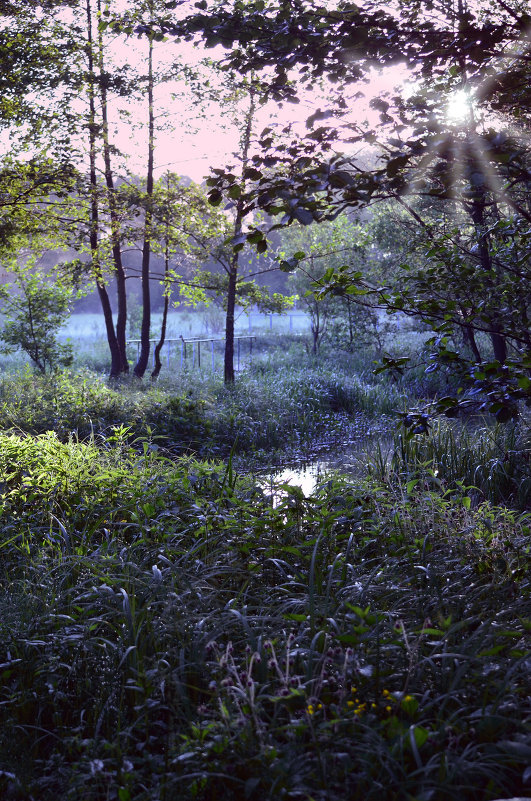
[257, 434, 393, 502]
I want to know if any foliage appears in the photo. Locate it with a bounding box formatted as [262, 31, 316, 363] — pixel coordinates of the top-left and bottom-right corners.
[0, 260, 76, 373]
[164, 0, 531, 417]
[279, 215, 394, 355]
[0, 424, 529, 800]
[0, 346, 397, 457]
[369, 415, 531, 511]
[0, 368, 208, 446]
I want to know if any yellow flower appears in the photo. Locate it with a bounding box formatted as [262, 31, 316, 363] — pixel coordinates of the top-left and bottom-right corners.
[307, 704, 314, 715]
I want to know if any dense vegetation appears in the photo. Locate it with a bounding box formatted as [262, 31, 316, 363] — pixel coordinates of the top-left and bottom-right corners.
[0, 0, 530, 798]
[0, 338, 529, 800]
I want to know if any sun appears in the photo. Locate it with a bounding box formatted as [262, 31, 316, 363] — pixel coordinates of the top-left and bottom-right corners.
[446, 88, 473, 123]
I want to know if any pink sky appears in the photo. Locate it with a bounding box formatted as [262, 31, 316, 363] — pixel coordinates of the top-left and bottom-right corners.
[111, 33, 411, 182]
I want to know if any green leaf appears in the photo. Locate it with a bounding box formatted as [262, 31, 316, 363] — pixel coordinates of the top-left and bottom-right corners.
[411, 724, 429, 747]
[208, 190, 223, 206]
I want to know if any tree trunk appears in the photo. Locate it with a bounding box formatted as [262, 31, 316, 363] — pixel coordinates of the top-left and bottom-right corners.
[347, 298, 354, 346]
[86, 0, 121, 378]
[151, 237, 170, 380]
[470, 192, 507, 363]
[134, 24, 155, 379]
[97, 0, 128, 374]
[224, 262, 237, 382]
[311, 305, 320, 354]
[462, 319, 482, 362]
[223, 88, 256, 383]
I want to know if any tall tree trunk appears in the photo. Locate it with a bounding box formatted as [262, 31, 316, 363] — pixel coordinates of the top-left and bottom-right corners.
[224, 261, 238, 382]
[96, 0, 128, 374]
[86, 0, 121, 377]
[223, 89, 256, 383]
[134, 23, 154, 379]
[462, 318, 482, 362]
[347, 297, 354, 347]
[151, 222, 170, 380]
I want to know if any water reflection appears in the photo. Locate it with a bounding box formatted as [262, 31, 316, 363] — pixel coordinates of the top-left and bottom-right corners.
[259, 440, 386, 504]
[268, 463, 330, 497]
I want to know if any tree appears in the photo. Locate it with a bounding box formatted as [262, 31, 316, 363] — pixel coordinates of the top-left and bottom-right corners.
[279, 216, 369, 354]
[143, 169, 294, 382]
[83, 0, 126, 377]
[162, 0, 531, 416]
[134, 172, 232, 379]
[0, 254, 77, 373]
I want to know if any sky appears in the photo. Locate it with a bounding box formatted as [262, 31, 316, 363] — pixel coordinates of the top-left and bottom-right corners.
[0, 2, 426, 189]
[108, 31, 413, 183]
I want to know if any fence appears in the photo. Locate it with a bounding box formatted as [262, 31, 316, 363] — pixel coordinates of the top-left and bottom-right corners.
[244, 313, 308, 333]
[126, 336, 256, 373]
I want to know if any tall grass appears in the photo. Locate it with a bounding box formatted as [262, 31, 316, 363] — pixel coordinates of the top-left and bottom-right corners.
[0, 348, 401, 460]
[0, 430, 528, 800]
[369, 415, 531, 510]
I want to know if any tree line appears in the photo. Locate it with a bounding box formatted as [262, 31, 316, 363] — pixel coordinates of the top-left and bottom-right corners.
[0, 0, 529, 417]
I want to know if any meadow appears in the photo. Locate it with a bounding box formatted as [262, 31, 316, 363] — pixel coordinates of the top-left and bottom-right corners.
[0, 319, 529, 801]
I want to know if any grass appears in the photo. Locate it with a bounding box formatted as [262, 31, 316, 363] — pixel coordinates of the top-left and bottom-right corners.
[0, 345, 400, 463]
[0, 430, 528, 800]
[369, 415, 531, 511]
[0, 339, 529, 800]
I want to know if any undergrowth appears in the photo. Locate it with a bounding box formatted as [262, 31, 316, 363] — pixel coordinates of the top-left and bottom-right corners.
[0, 352, 400, 459]
[369, 416, 531, 510]
[0, 342, 529, 800]
[0, 429, 529, 800]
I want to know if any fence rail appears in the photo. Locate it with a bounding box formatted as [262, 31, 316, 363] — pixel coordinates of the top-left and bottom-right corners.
[126, 336, 256, 372]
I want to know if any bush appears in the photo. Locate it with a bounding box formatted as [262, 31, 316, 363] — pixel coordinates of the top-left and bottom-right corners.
[0, 266, 75, 373]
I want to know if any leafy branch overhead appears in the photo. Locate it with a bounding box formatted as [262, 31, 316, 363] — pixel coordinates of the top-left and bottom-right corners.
[141, 0, 531, 418]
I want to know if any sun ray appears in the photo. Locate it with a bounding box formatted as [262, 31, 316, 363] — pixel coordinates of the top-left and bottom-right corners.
[446, 88, 473, 123]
